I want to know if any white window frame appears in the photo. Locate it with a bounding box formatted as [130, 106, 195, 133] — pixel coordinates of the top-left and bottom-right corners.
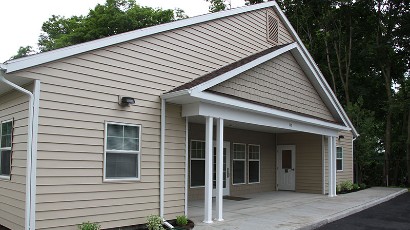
[248, 144, 260, 184]
[336, 146, 343, 172]
[232, 143, 246, 185]
[103, 121, 141, 182]
[190, 140, 206, 188]
[0, 119, 13, 180]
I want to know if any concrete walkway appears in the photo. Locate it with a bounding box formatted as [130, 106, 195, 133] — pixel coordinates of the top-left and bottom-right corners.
[188, 187, 407, 230]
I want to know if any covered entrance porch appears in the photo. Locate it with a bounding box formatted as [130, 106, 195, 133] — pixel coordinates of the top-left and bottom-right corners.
[183, 110, 342, 223]
[161, 41, 355, 224]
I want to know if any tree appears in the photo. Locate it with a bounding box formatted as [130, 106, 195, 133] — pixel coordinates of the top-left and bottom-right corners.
[38, 0, 186, 52]
[205, 0, 227, 13]
[278, 0, 410, 186]
[12, 0, 187, 56]
[245, 0, 264, 5]
[10, 46, 36, 60]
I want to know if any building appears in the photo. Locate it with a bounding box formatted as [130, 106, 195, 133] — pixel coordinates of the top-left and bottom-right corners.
[0, 1, 357, 229]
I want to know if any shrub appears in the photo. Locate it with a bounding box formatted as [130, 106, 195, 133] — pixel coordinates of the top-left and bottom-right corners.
[336, 184, 341, 194]
[146, 215, 165, 230]
[176, 215, 188, 226]
[359, 183, 367, 189]
[340, 180, 354, 192]
[352, 183, 360, 190]
[78, 222, 101, 230]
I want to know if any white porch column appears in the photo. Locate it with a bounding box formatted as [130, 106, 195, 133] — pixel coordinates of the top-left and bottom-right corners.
[204, 116, 214, 223]
[328, 136, 337, 197]
[216, 118, 224, 221]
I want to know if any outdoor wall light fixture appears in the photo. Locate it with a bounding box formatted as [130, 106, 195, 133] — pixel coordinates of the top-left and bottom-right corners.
[338, 135, 345, 140]
[119, 96, 135, 106]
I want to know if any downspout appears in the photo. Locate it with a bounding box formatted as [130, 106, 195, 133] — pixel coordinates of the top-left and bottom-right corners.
[184, 118, 189, 216]
[352, 136, 357, 183]
[0, 70, 40, 230]
[160, 99, 166, 217]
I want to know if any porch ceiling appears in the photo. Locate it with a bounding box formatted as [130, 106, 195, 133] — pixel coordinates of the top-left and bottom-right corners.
[188, 115, 292, 134]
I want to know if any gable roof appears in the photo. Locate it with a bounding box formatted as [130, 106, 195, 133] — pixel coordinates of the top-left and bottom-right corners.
[169, 43, 291, 93]
[163, 42, 358, 137]
[1, 1, 276, 73]
[0, 0, 358, 137]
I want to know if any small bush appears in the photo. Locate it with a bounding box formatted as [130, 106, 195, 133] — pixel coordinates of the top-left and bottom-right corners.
[176, 215, 188, 226]
[352, 183, 360, 190]
[359, 183, 367, 189]
[146, 215, 165, 230]
[78, 222, 101, 230]
[336, 184, 341, 194]
[340, 180, 354, 192]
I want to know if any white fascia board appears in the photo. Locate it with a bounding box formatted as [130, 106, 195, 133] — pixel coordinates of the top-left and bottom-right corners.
[272, 1, 358, 137]
[182, 102, 339, 137]
[190, 43, 297, 94]
[161, 89, 190, 99]
[191, 91, 350, 132]
[4, 1, 276, 73]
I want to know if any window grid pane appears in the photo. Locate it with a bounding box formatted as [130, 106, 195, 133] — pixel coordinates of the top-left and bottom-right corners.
[233, 144, 246, 159]
[107, 124, 140, 152]
[248, 145, 260, 160]
[191, 141, 205, 159]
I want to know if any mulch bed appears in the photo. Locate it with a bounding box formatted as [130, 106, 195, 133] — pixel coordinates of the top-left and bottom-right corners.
[105, 219, 195, 230]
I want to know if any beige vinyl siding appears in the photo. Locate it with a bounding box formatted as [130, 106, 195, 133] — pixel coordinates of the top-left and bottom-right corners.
[0, 85, 33, 230]
[209, 51, 335, 122]
[3, 7, 296, 229]
[323, 131, 354, 193]
[164, 104, 186, 219]
[188, 123, 275, 200]
[32, 102, 185, 229]
[277, 133, 322, 194]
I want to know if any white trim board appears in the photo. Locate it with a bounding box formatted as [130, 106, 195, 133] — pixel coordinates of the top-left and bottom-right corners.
[2, 1, 276, 73]
[182, 102, 340, 137]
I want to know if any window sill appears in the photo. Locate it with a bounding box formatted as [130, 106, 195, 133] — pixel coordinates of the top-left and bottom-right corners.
[248, 182, 260, 185]
[190, 186, 205, 189]
[232, 183, 246, 186]
[0, 175, 11, 181]
[103, 178, 140, 183]
[337, 170, 343, 172]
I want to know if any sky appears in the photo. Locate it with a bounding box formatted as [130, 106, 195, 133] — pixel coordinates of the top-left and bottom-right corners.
[0, 0, 248, 63]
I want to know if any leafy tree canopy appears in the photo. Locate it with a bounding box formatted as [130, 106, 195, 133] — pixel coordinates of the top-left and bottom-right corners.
[10, 46, 36, 60]
[12, 0, 187, 58]
[205, 0, 227, 13]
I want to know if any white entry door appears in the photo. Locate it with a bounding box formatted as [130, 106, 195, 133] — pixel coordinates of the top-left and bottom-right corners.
[276, 145, 295, 191]
[212, 141, 230, 196]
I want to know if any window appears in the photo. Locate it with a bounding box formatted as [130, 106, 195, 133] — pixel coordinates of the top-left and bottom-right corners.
[336, 147, 343, 171]
[190, 140, 205, 187]
[233, 143, 246, 185]
[104, 122, 141, 180]
[0, 120, 13, 178]
[248, 145, 260, 183]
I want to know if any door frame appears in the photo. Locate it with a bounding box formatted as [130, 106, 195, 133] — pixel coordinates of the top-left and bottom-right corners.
[276, 145, 296, 191]
[212, 141, 230, 196]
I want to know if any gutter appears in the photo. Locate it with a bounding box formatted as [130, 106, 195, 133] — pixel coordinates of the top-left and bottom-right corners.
[160, 99, 166, 217]
[0, 68, 40, 230]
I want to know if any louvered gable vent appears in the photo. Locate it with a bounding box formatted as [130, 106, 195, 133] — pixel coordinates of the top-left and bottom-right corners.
[266, 10, 279, 45]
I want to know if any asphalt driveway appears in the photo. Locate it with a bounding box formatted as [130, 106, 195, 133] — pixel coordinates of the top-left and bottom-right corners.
[316, 191, 410, 230]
